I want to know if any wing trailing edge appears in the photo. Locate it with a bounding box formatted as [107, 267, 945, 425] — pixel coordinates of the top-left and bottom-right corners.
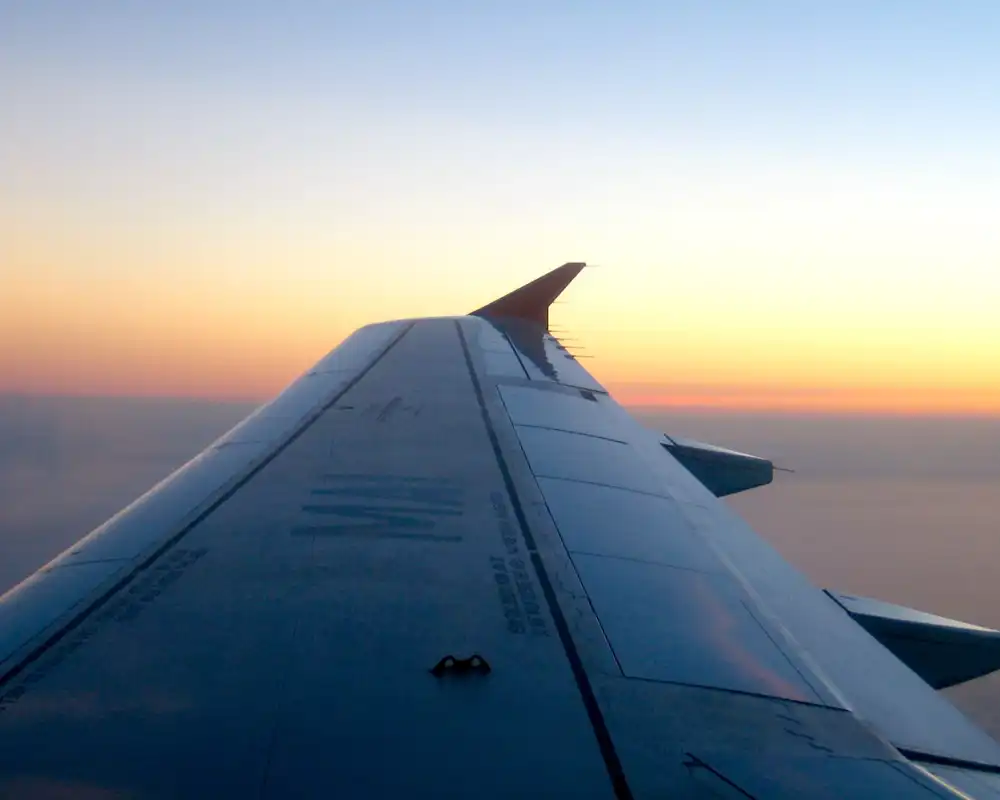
[472, 262, 586, 331]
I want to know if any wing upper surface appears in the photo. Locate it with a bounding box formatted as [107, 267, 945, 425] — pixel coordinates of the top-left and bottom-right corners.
[0, 267, 996, 798]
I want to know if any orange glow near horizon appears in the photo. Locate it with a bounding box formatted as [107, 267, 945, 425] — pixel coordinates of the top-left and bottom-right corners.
[3, 234, 999, 415]
[610, 386, 1000, 416]
[4, 259, 998, 416]
[6, 134, 1000, 417]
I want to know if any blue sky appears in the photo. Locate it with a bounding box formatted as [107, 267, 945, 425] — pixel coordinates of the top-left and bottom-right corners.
[8, 1, 1000, 234]
[7, 3, 998, 150]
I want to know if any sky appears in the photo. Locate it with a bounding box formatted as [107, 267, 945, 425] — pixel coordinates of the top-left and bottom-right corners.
[3, 2, 999, 412]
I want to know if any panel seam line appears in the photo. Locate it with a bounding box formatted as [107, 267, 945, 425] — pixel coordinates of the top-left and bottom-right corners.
[455, 319, 633, 800]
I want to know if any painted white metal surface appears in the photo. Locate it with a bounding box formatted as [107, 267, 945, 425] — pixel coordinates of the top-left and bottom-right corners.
[702, 753, 948, 799]
[477, 323, 517, 354]
[832, 592, 996, 633]
[923, 764, 1000, 798]
[215, 371, 355, 448]
[537, 478, 722, 574]
[482, 351, 528, 378]
[49, 441, 263, 566]
[664, 434, 764, 461]
[310, 321, 408, 373]
[682, 494, 1000, 767]
[572, 554, 824, 703]
[0, 562, 122, 669]
[515, 426, 667, 497]
[499, 385, 625, 441]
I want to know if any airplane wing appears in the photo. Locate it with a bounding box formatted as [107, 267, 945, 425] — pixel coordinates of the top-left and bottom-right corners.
[2, 264, 1000, 798]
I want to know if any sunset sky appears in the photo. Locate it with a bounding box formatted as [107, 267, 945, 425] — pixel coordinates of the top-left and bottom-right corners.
[3, 2, 999, 413]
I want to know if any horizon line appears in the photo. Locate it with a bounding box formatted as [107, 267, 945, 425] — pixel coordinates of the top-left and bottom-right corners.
[3, 390, 999, 419]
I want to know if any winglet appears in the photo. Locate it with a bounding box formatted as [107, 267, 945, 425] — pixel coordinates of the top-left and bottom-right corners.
[471, 262, 586, 330]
